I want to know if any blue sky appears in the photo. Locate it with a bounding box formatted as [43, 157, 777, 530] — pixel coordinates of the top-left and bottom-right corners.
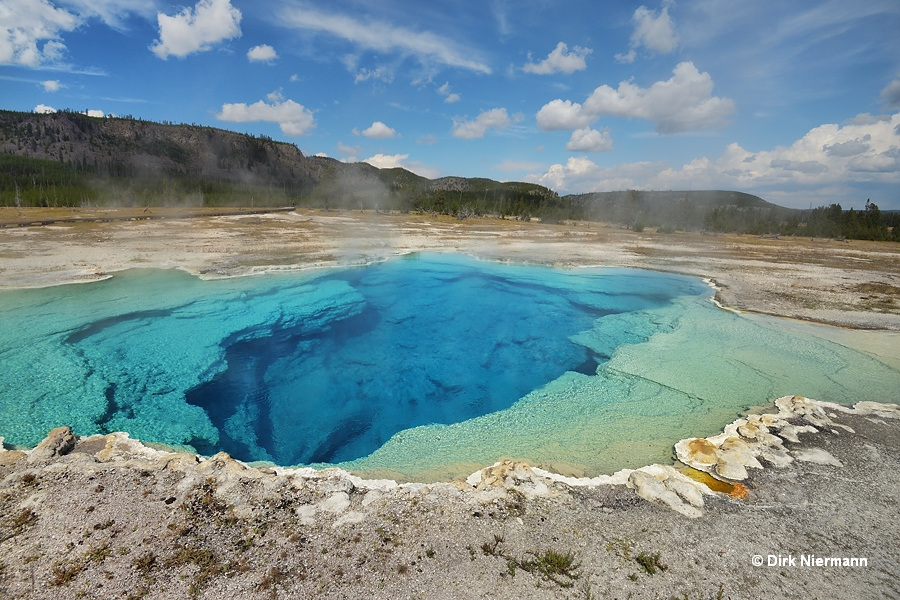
[2, 0, 899, 209]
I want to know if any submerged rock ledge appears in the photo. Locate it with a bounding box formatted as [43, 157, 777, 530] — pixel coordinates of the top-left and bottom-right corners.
[2, 395, 899, 599]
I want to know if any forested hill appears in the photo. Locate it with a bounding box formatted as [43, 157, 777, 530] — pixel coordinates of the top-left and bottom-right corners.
[568, 190, 779, 231]
[568, 189, 898, 240]
[0, 109, 558, 215]
[0, 109, 374, 201]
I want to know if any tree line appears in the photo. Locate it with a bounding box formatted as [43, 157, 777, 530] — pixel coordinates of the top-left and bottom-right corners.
[703, 200, 899, 241]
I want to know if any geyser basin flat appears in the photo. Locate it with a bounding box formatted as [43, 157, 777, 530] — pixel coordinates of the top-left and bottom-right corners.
[1, 254, 898, 482]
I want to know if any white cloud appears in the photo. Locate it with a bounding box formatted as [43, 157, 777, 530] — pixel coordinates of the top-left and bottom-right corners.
[769, 158, 827, 174]
[41, 79, 60, 92]
[216, 97, 315, 136]
[526, 156, 667, 193]
[535, 99, 593, 131]
[279, 6, 490, 74]
[0, 2, 179, 67]
[492, 159, 544, 172]
[451, 108, 512, 139]
[60, 0, 156, 29]
[363, 153, 409, 169]
[844, 113, 892, 126]
[363, 153, 441, 178]
[617, 0, 678, 62]
[33, 104, 57, 114]
[527, 112, 900, 206]
[404, 161, 441, 179]
[565, 128, 613, 153]
[0, 0, 78, 66]
[523, 42, 591, 75]
[614, 49, 636, 64]
[585, 62, 734, 133]
[86, 109, 104, 117]
[437, 82, 460, 103]
[247, 44, 277, 63]
[337, 142, 362, 162]
[491, 0, 511, 36]
[537, 62, 734, 135]
[881, 78, 900, 110]
[823, 135, 871, 157]
[151, 0, 242, 60]
[360, 121, 397, 139]
[355, 66, 393, 83]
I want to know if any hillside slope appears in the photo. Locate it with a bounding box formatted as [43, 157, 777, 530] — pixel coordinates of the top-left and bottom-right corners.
[0, 110, 557, 214]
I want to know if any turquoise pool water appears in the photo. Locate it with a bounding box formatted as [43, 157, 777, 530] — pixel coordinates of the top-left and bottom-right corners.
[1, 253, 898, 481]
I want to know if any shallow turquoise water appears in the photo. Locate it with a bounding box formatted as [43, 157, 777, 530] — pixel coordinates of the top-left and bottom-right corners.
[1, 253, 898, 481]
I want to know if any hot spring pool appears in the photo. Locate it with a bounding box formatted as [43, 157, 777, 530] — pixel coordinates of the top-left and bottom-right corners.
[1, 253, 898, 482]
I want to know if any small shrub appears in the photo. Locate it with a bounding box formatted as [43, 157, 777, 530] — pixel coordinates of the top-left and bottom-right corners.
[132, 552, 157, 574]
[518, 549, 582, 588]
[93, 519, 115, 531]
[635, 551, 668, 575]
[85, 541, 111, 564]
[257, 566, 285, 591]
[50, 560, 85, 586]
[164, 546, 222, 596]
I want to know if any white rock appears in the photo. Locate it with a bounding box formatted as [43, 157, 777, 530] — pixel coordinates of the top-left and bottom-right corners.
[333, 511, 366, 528]
[627, 470, 702, 519]
[674, 438, 719, 471]
[775, 423, 818, 443]
[718, 438, 763, 469]
[322, 479, 353, 495]
[319, 492, 351, 514]
[295, 504, 316, 525]
[714, 457, 748, 481]
[665, 477, 706, 508]
[793, 448, 843, 467]
[758, 447, 794, 468]
[855, 401, 900, 419]
[361, 490, 383, 507]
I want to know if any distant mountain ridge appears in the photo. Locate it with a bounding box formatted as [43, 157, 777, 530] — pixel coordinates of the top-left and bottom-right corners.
[0, 109, 572, 220]
[569, 189, 773, 209]
[0, 109, 565, 206]
[14, 108, 870, 237]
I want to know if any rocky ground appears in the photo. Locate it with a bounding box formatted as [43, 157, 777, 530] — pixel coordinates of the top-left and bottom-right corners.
[2, 208, 900, 599]
[1, 397, 899, 600]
